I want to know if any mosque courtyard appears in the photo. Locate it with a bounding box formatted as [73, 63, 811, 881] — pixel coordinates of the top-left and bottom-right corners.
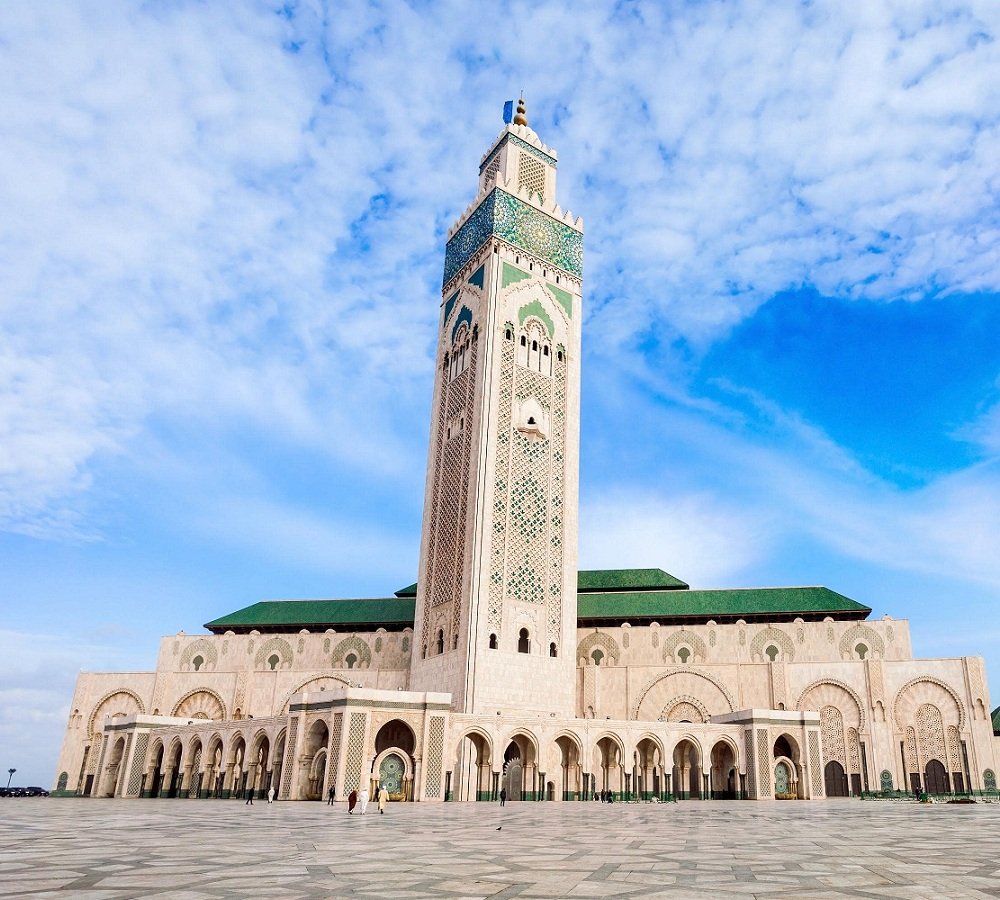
[2, 799, 999, 899]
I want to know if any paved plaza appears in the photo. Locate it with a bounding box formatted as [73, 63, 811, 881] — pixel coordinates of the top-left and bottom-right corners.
[2, 799, 1000, 899]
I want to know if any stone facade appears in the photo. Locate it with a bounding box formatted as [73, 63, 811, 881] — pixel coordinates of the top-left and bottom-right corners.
[53, 101, 1000, 804]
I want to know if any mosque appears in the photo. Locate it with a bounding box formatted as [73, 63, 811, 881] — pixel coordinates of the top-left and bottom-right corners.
[54, 99, 1000, 803]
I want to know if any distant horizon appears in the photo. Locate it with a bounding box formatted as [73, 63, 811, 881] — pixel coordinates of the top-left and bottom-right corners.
[3, 1, 1000, 787]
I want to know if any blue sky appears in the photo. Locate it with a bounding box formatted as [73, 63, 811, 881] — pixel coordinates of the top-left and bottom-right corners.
[2, 0, 1000, 786]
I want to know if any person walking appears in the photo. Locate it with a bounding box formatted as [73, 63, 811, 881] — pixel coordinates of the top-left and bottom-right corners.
[358, 785, 370, 815]
[499, 788, 507, 807]
[327, 786, 336, 805]
[348, 789, 358, 814]
[267, 786, 275, 804]
[245, 785, 254, 805]
[378, 785, 388, 814]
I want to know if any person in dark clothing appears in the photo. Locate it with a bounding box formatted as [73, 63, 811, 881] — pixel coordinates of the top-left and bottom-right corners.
[500, 788, 507, 807]
[328, 786, 336, 805]
[245, 787, 253, 805]
[348, 789, 358, 814]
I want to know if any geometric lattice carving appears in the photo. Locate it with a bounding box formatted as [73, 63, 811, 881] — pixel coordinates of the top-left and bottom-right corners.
[905, 727, 918, 771]
[916, 703, 946, 768]
[126, 732, 149, 797]
[946, 725, 960, 773]
[632, 668, 736, 720]
[756, 728, 772, 796]
[662, 630, 707, 664]
[847, 727, 860, 775]
[171, 689, 226, 721]
[280, 720, 298, 800]
[331, 636, 372, 669]
[180, 639, 218, 672]
[424, 716, 445, 798]
[744, 730, 756, 797]
[488, 328, 516, 634]
[328, 713, 343, 797]
[518, 152, 546, 201]
[838, 624, 885, 660]
[345, 712, 367, 792]
[749, 627, 795, 662]
[254, 637, 293, 671]
[577, 632, 620, 666]
[820, 706, 846, 768]
[808, 731, 823, 796]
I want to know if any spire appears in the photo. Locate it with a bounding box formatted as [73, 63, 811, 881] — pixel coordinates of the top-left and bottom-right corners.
[512, 95, 528, 127]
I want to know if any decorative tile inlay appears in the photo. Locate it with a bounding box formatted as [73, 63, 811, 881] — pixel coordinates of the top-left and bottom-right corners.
[444, 189, 582, 286]
[344, 712, 367, 792]
[424, 716, 445, 798]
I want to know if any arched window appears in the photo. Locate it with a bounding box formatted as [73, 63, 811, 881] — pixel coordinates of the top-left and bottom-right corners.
[855, 643, 868, 660]
[531, 340, 538, 351]
[489, 633, 498, 649]
[520, 335, 526, 347]
[543, 345, 549, 356]
[505, 328, 512, 340]
[765, 645, 779, 662]
[557, 350, 563, 362]
[518, 628, 530, 654]
[549, 642, 557, 658]
[267, 654, 279, 671]
[192, 655, 204, 672]
[345, 653, 357, 669]
[591, 649, 604, 666]
[422, 645, 427, 659]
[436, 629, 444, 655]
[677, 647, 690, 664]
[453, 633, 459, 649]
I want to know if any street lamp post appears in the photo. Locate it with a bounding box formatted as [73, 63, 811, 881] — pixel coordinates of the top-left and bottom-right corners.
[6, 768, 15, 788]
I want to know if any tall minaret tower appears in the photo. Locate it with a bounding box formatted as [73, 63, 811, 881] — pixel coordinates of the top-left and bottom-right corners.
[410, 98, 583, 716]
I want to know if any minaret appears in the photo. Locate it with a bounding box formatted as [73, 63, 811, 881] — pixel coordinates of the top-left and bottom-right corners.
[410, 98, 583, 716]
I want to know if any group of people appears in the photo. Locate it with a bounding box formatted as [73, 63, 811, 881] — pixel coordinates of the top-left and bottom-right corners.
[337, 784, 390, 815]
[595, 790, 615, 803]
[244, 786, 275, 805]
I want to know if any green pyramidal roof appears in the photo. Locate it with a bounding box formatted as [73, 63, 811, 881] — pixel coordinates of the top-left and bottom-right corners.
[205, 571, 869, 633]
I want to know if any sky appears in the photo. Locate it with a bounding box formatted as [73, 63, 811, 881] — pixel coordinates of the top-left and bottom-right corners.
[2, 0, 999, 787]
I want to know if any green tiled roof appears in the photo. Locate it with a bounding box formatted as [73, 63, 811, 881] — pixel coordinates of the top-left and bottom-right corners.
[392, 568, 688, 599]
[207, 582, 869, 632]
[577, 568, 688, 592]
[992, 706, 1000, 736]
[577, 586, 869, 623]
[205, 598, 415, 632]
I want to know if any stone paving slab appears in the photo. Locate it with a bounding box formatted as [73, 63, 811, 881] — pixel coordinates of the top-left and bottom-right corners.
[1, 799, 1000, 898]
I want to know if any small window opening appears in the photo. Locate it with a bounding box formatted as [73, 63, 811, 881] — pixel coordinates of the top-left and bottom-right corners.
[855, 643, 868, 660]
[677, 647, 690, 664]
[489, 633, 498, 649]
[765, 645, 779, 662]
[453, 633, 459, 649]
[549, 642, 557, 658]
[505, 328, 512, 340]
[192, 655, 204, 672]
[520, 335, 526, 347]
[515, 255, 519, 264]
[531, 340, 538, 350]
[267, 654, 279, 671]
[346, 653, 357, 669]
[555, 275, 560, 284]
[557, 350, 564, 362]
[543, 345, 549, 356]
[436, 629, 445, 655]
[518, 627, 530, 654]
[527, 416, 536, 425]
[591, 649, 604, 666]
[422, 645, 427, 659]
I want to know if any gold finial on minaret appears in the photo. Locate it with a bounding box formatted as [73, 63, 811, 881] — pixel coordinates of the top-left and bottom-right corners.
[512, 95, 528, 126]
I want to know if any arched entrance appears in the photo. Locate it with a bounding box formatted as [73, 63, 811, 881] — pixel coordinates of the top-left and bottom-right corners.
[710, 740, 737, 799]
[672, 739, 701, 799]
[204, 739, 223, 799]
[373, 719, 416, 801]
[773, 734, 801, 800]
[636, 737, 664, 800]
[228, 735, 246, 799]
[924, 759, 949, 795]
[595, 735, 625, 799]
[184, 739, 203, 799]
[300, 720, 328, 800]
[148, 743, 164, 797]
[824, 760, 848, 797]
[503, 733, 538, 800]
[103, 737, 127, 798]
[248, 735, 270, 801]
[555, 734, 583, 801]
[165, 741, 183, 798]
[453, 730, 492, 801]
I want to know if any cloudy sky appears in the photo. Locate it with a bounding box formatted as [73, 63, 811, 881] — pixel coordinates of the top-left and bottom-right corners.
[2, 0, 999, 786]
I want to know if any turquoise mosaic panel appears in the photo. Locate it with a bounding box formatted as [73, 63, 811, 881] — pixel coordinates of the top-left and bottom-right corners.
[443, 189, 583, 286]
[451, 306, 472, 341]
[468, 264, 485, 289]
[518, 299, 554, 337]
[545, 283, 573, 319]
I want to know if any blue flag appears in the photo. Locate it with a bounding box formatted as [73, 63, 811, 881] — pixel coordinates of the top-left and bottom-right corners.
[503, 100, 514, 124]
